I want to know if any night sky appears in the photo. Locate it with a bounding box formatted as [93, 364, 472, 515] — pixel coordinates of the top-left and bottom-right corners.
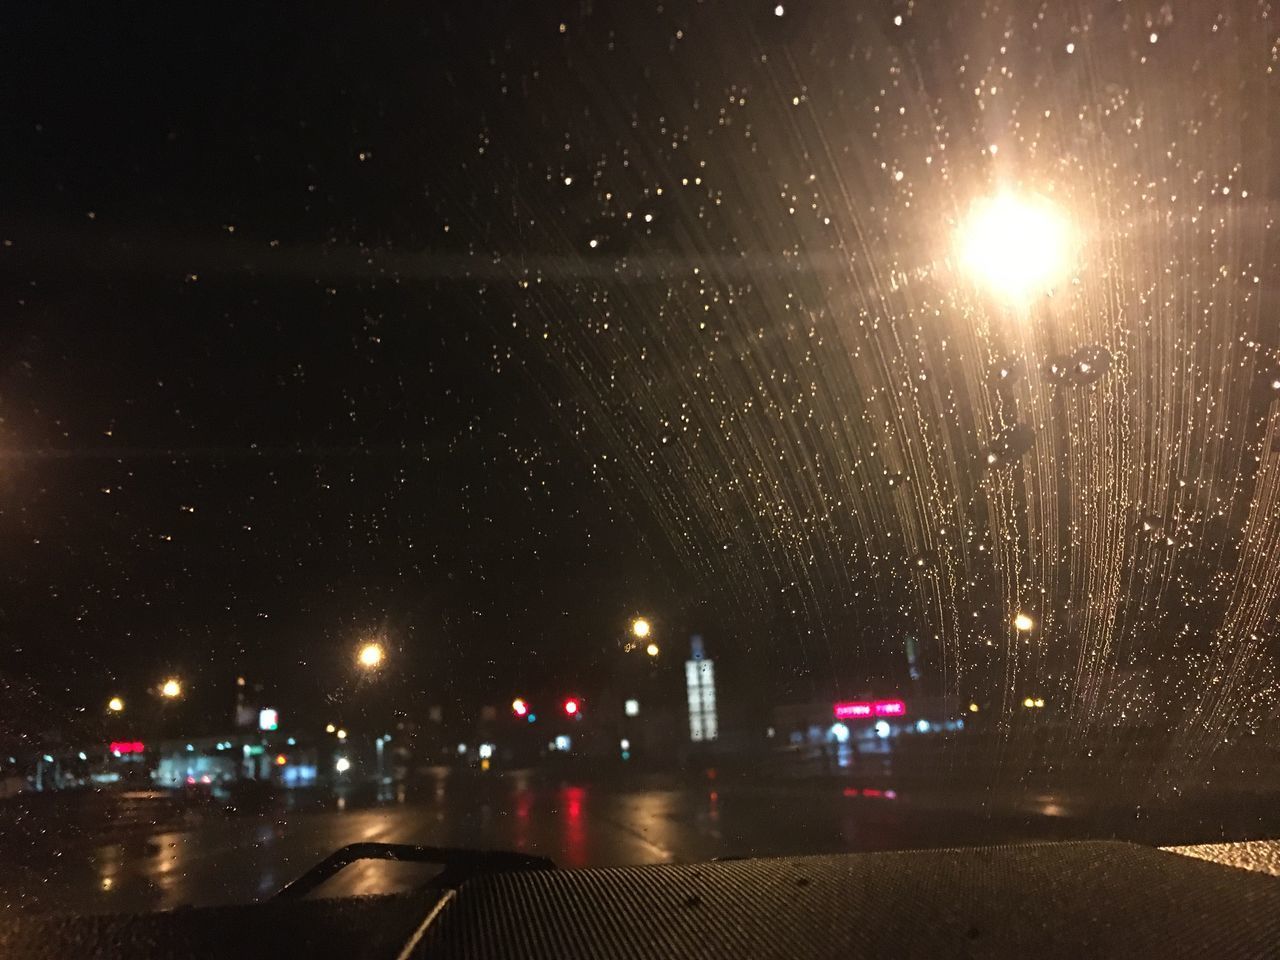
[3, 2, 1279, 746]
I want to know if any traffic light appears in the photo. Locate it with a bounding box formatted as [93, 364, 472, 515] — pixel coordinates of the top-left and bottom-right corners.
[563, 697, 581, 717]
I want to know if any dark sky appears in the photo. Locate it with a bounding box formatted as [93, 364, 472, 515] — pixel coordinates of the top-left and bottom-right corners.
[1, 3, 891, 734]
[3, 2, 1278, 743]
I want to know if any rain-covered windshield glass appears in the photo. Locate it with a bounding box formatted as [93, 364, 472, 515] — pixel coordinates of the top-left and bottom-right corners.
[3, 0, 1279, 914]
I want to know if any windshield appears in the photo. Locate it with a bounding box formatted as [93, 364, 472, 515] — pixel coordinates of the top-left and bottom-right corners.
[4, 0, 1280, 914]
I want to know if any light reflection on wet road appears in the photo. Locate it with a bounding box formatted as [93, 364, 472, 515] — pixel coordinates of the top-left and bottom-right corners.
[4, 771, 1277, 917]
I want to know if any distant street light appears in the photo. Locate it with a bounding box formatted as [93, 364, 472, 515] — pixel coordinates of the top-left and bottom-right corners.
[336, 728, 348, 740]
[645, 642, 660, 658]
[631, 617, 651, 639]
[325, 723, 336, 734]
[1013, 612, 1035, 633]
[511, 697, 529, 717]
[335, 757, 351, 773]
[957, 193, 1073, 304]
[160, 678, 182, 699]
[107, 696, 125, 713]
[357, 641, 385, 669]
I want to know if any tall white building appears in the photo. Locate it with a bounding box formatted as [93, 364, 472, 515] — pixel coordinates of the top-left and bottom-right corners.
[684, 634, 718, 742]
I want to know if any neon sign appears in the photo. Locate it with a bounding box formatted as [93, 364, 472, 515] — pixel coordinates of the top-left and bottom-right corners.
[832, 700, 906, 720]
[109, 741, 145, 754]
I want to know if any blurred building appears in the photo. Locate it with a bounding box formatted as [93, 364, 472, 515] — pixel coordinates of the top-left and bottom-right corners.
[768, 696, 967, 774]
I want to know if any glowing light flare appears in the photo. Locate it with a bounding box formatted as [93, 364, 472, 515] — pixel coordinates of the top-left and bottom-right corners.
[160, 679, 182, 699]
[1013, 612, 1036, 632]
[645, 642, 660, 657]
[631, 617, 651, 639]
[357, 642, 385, 669]
[511, 697, 529, 717]
[107, 696, 125, 713]
[335, 757, 351, 773]
[563, 697, 581, 716]
[957, 193, 1074, 303]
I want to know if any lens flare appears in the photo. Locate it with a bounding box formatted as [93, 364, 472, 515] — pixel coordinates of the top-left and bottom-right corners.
[958, 193, 1073, 303]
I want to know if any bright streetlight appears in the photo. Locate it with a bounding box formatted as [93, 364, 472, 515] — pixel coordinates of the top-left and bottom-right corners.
[325, 723, 336, 734]
[631, 617, 651, 639]
[335, 757, 351, 773]
[336, 728, 348, 740]
[645, 642, 660, 657]
[160, 678, 182, 699]
[1013, 612, 1035, 632]
[957, 193, 1073, 304]
[357, 641, 385, 669]
[107, 696, 125, 713]
[511, 697, 529, 717]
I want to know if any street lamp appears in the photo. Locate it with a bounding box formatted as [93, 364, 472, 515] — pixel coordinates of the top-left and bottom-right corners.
[336, 728, 348, 741]
[357, 641, 385, 669]
[160, 678, 182, 699]
[645, 642, 660, 657]
[1013, 612, 1036, 633]
[957, 192, 1073, 304]
[630, 617, 651, 639]
[107, 696, 125, 713]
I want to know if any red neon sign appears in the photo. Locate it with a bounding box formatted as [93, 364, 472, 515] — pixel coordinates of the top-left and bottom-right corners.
[834, 702, 872, 718]
[109, 741, 146, 754]
[832, 700, 907, 720]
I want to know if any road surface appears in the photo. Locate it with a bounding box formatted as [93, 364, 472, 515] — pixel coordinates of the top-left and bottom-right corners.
[4, 769, 1278, 916]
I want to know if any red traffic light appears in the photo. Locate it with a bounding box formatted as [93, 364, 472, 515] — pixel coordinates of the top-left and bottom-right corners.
[511, 697, 529, 717]
[563, 698, 580, 716]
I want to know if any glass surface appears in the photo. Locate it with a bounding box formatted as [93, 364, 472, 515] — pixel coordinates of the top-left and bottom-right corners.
[2, 0, 1279, 915]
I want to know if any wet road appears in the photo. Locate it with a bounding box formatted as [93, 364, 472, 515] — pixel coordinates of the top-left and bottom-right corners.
[5, 770, 1278, 917]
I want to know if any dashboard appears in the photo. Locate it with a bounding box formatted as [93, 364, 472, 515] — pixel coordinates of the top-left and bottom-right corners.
[2, 839, 1278, 959]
